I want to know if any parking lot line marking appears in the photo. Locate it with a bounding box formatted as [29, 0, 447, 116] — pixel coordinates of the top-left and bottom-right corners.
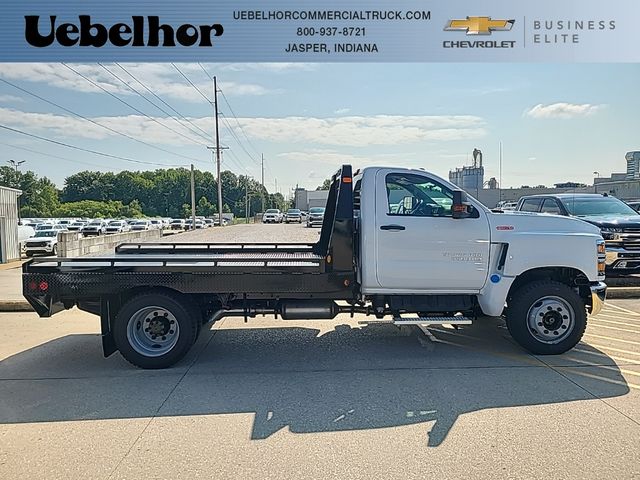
[583, 342, 640, 357]
[584, 332, 640, 346]
[555, 366, 640, 391]
[589, 317, 640, 328]
[593, 312, 640, 322]
[571, 347, 640, 365]
[603, 303, 640, 316]
[587, 323, 640, 335]
[561, 357, 640, 377]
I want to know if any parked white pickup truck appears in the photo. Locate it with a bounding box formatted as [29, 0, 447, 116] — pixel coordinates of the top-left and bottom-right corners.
[24, 165, 606, 368]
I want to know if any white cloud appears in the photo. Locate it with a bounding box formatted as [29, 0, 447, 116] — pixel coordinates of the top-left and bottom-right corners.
[334, 108, 351, 115]
[0, 94, 24, 103]
[236, 115, 487, 147]
[0, 63, 275, 102]
[0, 107, 207, 146]
[525, 102, 603, 119]
[0, 107, 487, 149]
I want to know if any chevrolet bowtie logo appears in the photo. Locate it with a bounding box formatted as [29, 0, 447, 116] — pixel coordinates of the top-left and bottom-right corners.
[445, 16, 515, 35]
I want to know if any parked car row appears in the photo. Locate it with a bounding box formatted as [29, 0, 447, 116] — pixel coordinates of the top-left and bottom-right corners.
[261, 208, 325, 227]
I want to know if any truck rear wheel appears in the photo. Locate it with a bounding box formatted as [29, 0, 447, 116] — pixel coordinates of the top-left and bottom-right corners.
[113, 292, 198, 369]
[506, 280, 587, 355]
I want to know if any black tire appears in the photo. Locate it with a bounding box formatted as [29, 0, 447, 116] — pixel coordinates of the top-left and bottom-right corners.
[506, 280, 587, 355]
[113, 291, 198, 369]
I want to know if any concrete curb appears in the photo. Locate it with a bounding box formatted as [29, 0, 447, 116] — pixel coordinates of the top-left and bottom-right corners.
[605, 287, 640, 299]
[0, 300, 33, 312]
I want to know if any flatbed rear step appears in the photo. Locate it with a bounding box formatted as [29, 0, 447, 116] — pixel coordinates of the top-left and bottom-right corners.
[359, 316, 473, 326]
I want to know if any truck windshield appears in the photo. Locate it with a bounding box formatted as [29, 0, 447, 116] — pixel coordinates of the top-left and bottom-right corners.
[309, 208, 325, 213]
[35, 231, 56, 238]
[265, 209, 279, 213]
[562, 197, 638, 217]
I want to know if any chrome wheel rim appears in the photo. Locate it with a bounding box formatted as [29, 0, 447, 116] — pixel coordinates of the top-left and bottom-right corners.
[126, 306, 180, 357]
[527, 296, 575, 344]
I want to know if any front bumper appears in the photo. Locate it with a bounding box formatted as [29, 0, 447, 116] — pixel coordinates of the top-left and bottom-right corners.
[605, 244, 640, 276]
[589, 281, 607, 316]
[25, 245, 54, 254]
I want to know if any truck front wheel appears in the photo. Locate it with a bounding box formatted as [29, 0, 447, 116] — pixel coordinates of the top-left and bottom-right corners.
[113, 292, 198, 369]
[506, 280, 587, 355]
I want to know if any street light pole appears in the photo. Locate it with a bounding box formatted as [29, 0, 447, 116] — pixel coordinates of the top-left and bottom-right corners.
[7, 160, 25, 222]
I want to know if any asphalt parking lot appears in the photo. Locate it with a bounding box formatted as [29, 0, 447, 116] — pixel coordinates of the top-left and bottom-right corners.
[1, 223, 639, 479]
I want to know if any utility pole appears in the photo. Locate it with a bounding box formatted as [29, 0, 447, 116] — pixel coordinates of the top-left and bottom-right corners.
[213, 76, 224, 226]
[7, 160, 25, 223]
[190, 164, 196, 230]
[245, 177, 250, 224]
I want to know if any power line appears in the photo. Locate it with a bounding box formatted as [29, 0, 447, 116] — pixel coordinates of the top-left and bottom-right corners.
[105, 63, 213, 143]
[116, 62, 213, 140]
[198, 62, 213, 81]
[0, 124, 184, 168]
[218, 88, 262, 158]
[0, 141, 113, 170]
[219, 115, 260, 167]
[0, 76, 206, 164]
[62, 63, 209, 154]
[171, 63, 211, 103]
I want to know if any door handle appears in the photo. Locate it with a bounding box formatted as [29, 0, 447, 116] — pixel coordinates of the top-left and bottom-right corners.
[380, 224, 406, 231]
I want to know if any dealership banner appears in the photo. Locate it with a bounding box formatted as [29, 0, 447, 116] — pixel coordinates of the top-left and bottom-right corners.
[1, 0, 639, 62]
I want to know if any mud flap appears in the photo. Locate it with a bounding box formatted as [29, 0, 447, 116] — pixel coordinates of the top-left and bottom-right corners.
[100, 297, 117, 357]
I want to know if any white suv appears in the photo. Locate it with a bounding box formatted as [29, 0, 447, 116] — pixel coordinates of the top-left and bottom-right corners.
[262, 209, 283, 224]
[24, 230, 60, 256]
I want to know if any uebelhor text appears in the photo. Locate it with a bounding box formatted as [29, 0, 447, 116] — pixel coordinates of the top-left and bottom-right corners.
[24, 15, 224, 47]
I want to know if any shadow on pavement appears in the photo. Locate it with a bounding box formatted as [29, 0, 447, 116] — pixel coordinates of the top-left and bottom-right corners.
[0, 321, 630, 447]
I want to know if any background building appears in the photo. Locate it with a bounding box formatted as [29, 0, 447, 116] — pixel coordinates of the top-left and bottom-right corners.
[294, 189, 329, 210]
[450, 149, 640, 208]
[0, 185, 21, 263]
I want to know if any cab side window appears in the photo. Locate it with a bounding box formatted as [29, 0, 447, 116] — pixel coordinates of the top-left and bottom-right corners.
[540, 198, 561, 214]
[385, 173, 454, 217]
[520, 198, 542, 212]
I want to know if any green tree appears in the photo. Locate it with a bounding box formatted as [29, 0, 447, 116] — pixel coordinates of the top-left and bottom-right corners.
[316, 178, 331, 190]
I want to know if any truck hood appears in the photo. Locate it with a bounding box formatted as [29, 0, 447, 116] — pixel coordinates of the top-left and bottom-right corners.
[572, 215, 640, 229]
[25, 237, 55, 243]
[488, 211, 601, 239]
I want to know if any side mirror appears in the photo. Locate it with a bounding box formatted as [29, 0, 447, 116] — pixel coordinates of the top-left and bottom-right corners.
[452, 190, 472, 219]
[402, 196, 417, 211]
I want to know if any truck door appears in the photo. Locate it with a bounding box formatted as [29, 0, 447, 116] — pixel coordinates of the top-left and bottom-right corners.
[374, 169, 490, 292]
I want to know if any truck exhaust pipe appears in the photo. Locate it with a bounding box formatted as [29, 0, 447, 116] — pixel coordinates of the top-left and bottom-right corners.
[206, 300, 342, 323]
[279, 300, 340, 320]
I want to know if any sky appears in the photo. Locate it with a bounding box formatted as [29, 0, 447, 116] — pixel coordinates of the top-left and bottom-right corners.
[0, 62, 638, 197]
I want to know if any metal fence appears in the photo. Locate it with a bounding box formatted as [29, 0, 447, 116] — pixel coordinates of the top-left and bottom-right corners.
[0, 186, 21, 263]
